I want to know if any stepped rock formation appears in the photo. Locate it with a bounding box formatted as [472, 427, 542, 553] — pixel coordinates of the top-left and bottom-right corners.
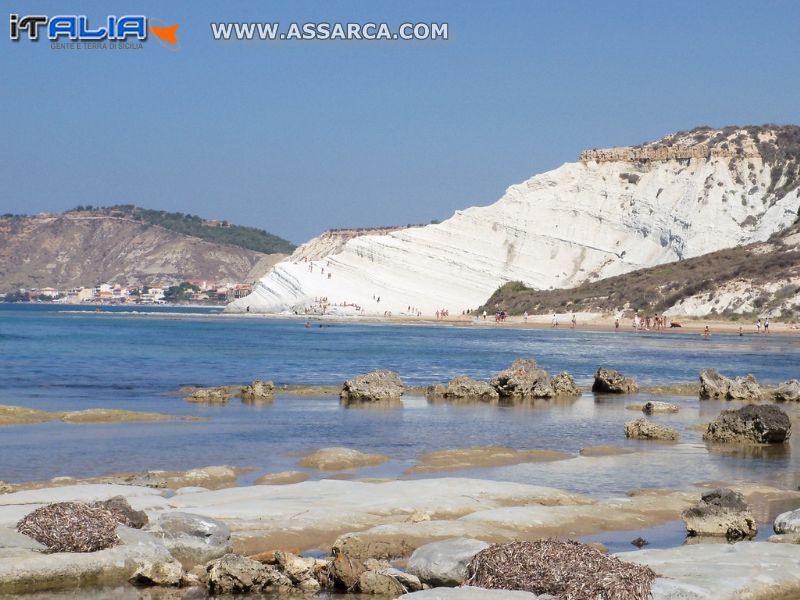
[228, 126, 800, 315]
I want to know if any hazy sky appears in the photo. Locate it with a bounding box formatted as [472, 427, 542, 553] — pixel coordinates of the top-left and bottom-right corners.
[3, 1, 800, 243]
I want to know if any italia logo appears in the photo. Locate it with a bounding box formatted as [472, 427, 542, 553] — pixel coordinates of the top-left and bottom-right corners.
[9, 14, 179, 46]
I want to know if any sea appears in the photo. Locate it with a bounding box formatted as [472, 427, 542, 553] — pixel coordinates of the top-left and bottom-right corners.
[2, 303, 799, 542]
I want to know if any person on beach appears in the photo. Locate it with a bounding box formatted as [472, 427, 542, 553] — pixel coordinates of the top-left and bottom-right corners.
[756, 318, 762, 333]
[703, 325, 710, 337]
[614, 316, 620, 331]
[571, 313, 576, 329]
[552, 313, 558, 328]
[523, 310, 528, 322]
[739, 325, 743, 336]
[765, 318, 770, 334]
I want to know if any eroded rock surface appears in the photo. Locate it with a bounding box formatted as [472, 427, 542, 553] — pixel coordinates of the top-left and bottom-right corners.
[340, 370, 404, 405]
[681, 488, 756, 540]
[592, 368, 638, 394]
[624, 418, 679, 441]
[703, 404, 791, 444]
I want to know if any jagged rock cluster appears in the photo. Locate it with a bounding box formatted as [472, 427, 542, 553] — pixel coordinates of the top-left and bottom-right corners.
[425, 359, 582, 403]
[340, 370, 404, 405]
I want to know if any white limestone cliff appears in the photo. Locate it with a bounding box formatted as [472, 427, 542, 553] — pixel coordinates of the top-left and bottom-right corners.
[228, 126, 800, 315]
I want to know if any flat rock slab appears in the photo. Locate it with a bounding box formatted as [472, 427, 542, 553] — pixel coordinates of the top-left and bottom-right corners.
[617, 541, 800, 599]
[403, 587, 553, 599]
[0, 527, 173, 594]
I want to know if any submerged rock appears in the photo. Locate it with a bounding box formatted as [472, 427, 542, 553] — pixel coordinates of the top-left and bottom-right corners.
[240, 380, 275, 403]
[254, 471, 309, 485]
[407, 538, 490, 587]
[773, 379, 800, 402]
[699, 369, 763, 401]
[340, 370, 404, 404]
[185, 387, 232, 404]
[592, 368, 638, 394]
[703, 404, 791, 444]
[642, 401, 679, 414]
[298, 447, 388, 471]
[490, 359, 553, 399]
[681, 488, 756, 540]
[624, 418, 679, 441]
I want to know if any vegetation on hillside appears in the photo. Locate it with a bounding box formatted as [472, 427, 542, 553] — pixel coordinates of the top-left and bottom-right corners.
[479, 223, 800, 320]
[66, 205, 295, 255]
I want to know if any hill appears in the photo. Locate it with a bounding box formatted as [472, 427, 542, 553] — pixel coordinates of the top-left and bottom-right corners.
[227, 125, 800, 316]
[479, 222, 800, 320]
[0, 207, 292, 291]
[67, 205, 295, 255]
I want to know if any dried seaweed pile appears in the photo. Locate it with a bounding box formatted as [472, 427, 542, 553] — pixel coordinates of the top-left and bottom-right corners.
[17, 502, 122, 553]
[464, 540, 656, 600]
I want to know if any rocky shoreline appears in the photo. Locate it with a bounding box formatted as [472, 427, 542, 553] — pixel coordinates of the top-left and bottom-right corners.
[2, 361, 799, 597]
[0, 478, 799, 598]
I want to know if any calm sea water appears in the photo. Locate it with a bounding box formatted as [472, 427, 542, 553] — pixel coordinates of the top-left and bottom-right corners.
[1, 304, 799, 503]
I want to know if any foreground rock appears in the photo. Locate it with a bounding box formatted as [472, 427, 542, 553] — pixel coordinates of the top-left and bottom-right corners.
[148, 512, 232, 569]
[0, 525, 175, 594]
[618, 541, 800, 599]
[624, 418, 679, 441]
[240, 380, 275, 403]
[698, 369, 763, 401]
[405, 447, 570, 474]
[773, 379, 800, 402]
[206, 553, 291, 593]
[298, 447, 389, 471]
[681, 488, 756, 540]
[592, 368, 638, 394]
[774, 508, 800, 534]
[427, 376, 499, 403]
[642, 401, 679, 414]
[340, 370, 404, 405]
[407, 538, 490, 587]
[703, 404, 791, 444]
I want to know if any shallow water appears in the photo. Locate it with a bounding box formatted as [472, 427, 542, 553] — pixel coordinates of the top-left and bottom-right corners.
[1, 304, 798, 497]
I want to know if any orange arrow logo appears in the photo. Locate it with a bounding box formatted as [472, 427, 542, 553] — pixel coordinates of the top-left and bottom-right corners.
[150, 23, 178, 45]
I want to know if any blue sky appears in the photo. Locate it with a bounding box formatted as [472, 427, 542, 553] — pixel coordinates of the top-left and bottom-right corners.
[2, 1, 799, 243]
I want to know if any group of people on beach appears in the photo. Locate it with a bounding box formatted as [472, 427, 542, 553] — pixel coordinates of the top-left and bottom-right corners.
[631, 313, 670, 331]
[755, 318, 771, 334]
[435, 309, 450, 320]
